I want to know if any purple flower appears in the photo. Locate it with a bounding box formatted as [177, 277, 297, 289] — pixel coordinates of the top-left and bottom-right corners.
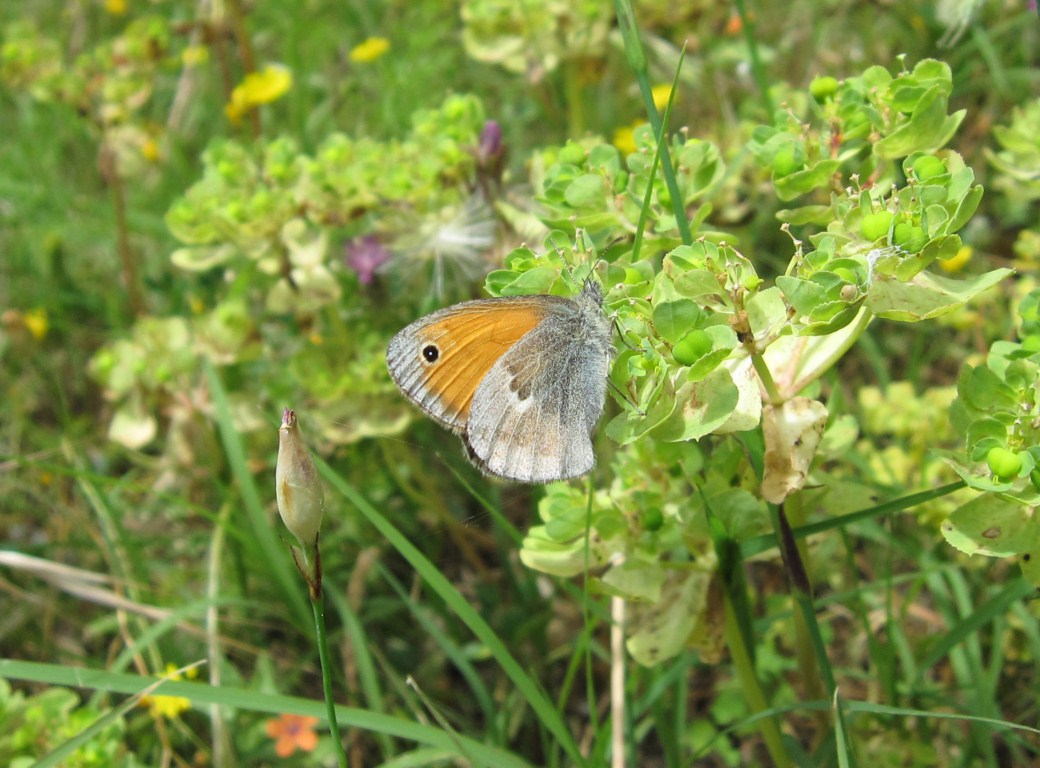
[344, 235, 391, 285]
[478, 120, 503, 163]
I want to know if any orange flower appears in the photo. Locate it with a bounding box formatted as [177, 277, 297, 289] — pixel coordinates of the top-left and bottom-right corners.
[266, 713, 319, 757]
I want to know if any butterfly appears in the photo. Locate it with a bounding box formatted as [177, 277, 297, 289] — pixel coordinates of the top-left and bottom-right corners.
[386, 280, 614, 483]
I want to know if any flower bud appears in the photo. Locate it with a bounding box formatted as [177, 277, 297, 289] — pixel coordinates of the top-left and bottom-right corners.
[276, 408, 324, 548]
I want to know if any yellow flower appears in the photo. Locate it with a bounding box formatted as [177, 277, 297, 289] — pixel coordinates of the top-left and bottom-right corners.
[939, 245, 972, 273]
[140, 664, 194, 720]
[105, 0, 127, 15]
[141, 137, 160, 162]
[23, 308, 48, 340]
[349, 37, 390, 64]
[226, 65, 293, 123]
[182, 46, 209, 68]
[266, 713, 319, 757]
[143, 693, 191, 719]
[651, 84, 675, 112]
[613, 120, 644, 156]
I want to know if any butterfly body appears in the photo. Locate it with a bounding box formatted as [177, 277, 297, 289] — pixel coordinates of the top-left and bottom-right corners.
[386, 281, 613, 483]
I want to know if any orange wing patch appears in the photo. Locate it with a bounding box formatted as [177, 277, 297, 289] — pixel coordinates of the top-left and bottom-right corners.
[416, 301, 546, 425]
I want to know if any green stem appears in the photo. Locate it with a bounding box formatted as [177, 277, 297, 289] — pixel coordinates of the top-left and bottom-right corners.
[733, 0, 774, 115]
[311, 589, 348, 768]
[613, 0, 693, 245]
[704, 496, 789, 767]
[101, 142, 143, 317]
[564, 60, 585, 138]
[722, 593, 791, 768]
[773, 503, 831, 704]
[751, 352, 782, 404]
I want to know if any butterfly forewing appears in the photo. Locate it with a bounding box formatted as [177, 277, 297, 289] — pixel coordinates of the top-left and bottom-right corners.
[386, 298, 549, 431]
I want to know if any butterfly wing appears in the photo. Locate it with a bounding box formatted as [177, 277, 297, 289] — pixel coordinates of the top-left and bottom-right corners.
[386, 297, 550, 432]
[465, 287, 613, 483]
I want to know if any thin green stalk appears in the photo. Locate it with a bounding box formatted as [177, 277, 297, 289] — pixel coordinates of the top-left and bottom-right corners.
[705, 498, 790, 767]
[633, 45, 686, 264]
[741, 480, 967, 558]
[773, 502, 829, 700]
[583, 476, 601, 738]
[312, 588, 348, 768]
[613, 0, 693, 245]
[750, 352, 782, 404]
[733, 0, 775, 115]
[207, 502, 233, 768]
[564, 60, 586, 137]
[721, 593, 791, 768]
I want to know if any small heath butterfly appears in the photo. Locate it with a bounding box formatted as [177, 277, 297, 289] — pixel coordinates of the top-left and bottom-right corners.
[386, 280, 614, 483]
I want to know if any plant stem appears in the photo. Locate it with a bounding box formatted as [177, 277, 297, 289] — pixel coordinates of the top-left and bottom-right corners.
[101, 142, 143, 316]
[751, 352, 782, 404]
[225, 0, 261, 138]
[721, 591, 791, 768]
[733, 0, 775, 115]
[311, 587, 348, 768]
[613, 0, 693, 245]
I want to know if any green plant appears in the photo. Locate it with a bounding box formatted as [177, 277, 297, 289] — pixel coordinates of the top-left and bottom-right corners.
[0, 679, 137, 767]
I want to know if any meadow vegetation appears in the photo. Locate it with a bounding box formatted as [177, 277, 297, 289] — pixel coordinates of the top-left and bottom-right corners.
[2, 0, 1040, 765]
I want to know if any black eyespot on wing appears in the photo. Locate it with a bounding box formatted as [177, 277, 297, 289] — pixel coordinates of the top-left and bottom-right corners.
[422, 345, 440, 363]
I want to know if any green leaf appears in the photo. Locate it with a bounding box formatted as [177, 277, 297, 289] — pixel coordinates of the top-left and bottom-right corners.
[962, 366, 1021, 415]
[652, 299, 702, 344]
[774, 159, 842, 201]
[650, 367, 739, 442]
[564, 173, 607, 209]
[867, 268, 1012, 321]
[941, 495, 1040, 557]
[875, 84, 965, 158]
[745, 287, 790, 339]
[170, 244, 237, 271]
[606, 365, 676, 445]
[486, 266, 559, 296]
[947, 183, 984, 234]
[626, 570, 712, 666]
[776, 275, 827, 316]
[600, 560, 667, 602]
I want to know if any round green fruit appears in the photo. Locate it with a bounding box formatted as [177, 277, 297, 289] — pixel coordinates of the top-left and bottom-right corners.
[557, 143, 586, 166]
[810, 76, 840, 101]
[673, 329, 712, 365]
[893, 222, 926, 252]
[912, 155, 946, 181]
[986, 446, 1022, 480]
[642, 507, 664, 532]
[772, 145, 801, 177]
[860, 211, 894, 241]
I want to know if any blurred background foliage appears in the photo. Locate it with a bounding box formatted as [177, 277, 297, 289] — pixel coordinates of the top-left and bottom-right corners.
[2, 0, 1040, 765]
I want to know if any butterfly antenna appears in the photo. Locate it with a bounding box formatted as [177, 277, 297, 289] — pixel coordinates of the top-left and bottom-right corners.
[608, 377, 645, 416]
